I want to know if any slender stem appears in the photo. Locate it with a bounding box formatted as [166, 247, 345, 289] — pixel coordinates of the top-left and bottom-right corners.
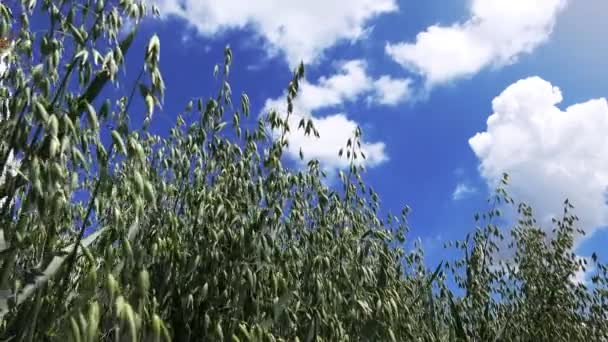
[0, 249, 16, 290]
[61, 175, 102, 285]
[60, 61, 145, 289]
[29, 12, 104, 154]
[126, 68, 145, 113]
[24, 288, 44, 342]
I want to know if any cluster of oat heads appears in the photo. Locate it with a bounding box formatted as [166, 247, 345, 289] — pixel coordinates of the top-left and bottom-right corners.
[0, 1, 607, 341]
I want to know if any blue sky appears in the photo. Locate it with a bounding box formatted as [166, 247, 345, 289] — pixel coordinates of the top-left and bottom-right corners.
[130, 0, 608, 278]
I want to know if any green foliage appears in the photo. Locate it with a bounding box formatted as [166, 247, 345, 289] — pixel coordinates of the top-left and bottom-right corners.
[0, 1, 607, 341]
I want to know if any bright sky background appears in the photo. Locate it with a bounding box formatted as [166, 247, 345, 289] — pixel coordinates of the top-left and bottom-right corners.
[131, 0, 608, 281]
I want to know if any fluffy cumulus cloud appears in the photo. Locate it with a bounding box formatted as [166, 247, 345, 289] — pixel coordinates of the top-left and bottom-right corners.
[262, 60, 403, 171]
[297, 60, 411, 109]
[296, 60, 373, 110]
[269, 111, 388, 171]
[469, 76, 608, 238]
[152, 0, 397, 67]
[386, 0, 567, 85]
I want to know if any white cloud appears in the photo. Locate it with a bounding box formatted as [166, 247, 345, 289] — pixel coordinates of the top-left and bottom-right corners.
[452, 183, 477, 201]
[269, 111, 388, 170]
[469, 76, 608, 238]
[571, 256, 594, 285]
[152, 0, 397, 67]
[298, 60, 374, 110]
[386, 0, 567, 85]
[371, 76, 412, 106]
[262, 60, 396, 171]
[296, 60, 411, 110]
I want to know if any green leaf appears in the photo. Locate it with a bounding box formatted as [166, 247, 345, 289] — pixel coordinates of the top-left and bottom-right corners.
[80, 28, 137, 106]
[0, 227, 108, 320]
[448, 295, 468, 342]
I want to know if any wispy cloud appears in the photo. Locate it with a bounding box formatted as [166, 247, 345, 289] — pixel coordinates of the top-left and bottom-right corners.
[452, 183, 477, 201]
